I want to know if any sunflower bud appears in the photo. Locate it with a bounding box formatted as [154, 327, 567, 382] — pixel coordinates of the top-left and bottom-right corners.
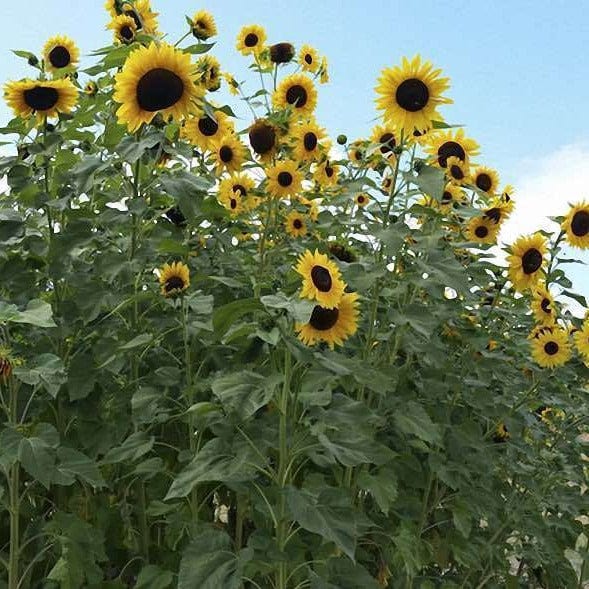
[336, 134, 347, 145]
[269, 43, 295, 64]
[28, 54, 39, 67]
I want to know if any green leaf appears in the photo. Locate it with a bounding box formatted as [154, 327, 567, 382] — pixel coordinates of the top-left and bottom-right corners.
[452, 501, 472, 538]
[115, 132, 163, 163]
[135, 565, 174, 589]
[184, 42, 216, 54]
[54, 447, 106, 488]
[0, 299, 55, 327]
[356, 467, 398, 515]
[102, 431, 154, 464]
[13, 353, 66, 398]
[178, 528, 247, 589]
[406, 164, 445, 200]
[211, 370, 282, 419]
[119, 333, 153, 350]
[286, 486, 357, 560]
[212, 298, 263, 338]
[19, 434, 56, 489]
[394, 401, 443, 446]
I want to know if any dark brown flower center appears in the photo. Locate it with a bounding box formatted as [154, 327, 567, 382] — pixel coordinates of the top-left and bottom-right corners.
[379, 132, 396, 154]
[270, 43, 295, 63]
[541, 298, 551, 313]
[544, 341, 559, 356]
[476, 172, 492, 192]
[244, 33, 259, 47]
[325, 165, 334, 178]
[219, 145, 234, 163]
[450, 164, 464, 180]
[485, 207, 501, 223]
[277, 171, 293, 187]
[136, 68, 184, 112]
[303, 132, 318, 151]
[304, 53, 313, 64]
[522, 248, 542, 274]
[293, 219, 303, 229]
[230, 198, 237, 209]
[249, 122, 276, 155]
[395, 78, 429, 112]
[437, 141, 466, 167]
[198, 115, 218, 136]
[48, 45, 71, 68]
[120, 25, 135, 41]
[441, 190, 452, 204]
[357, 195, 366, 204]
[165, 276, 185, 292]
[23, 86, 59, 111]
[475, 225, 489, 238]
[309, 306, 339, 330]
[233, 184, 246, 196]
[311, 265, 332, 292]
[286, 84, 308, 108]
[571, 210, 589, 237]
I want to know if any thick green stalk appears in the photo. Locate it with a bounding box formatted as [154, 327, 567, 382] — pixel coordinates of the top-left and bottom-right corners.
[8, 377, 20, 589]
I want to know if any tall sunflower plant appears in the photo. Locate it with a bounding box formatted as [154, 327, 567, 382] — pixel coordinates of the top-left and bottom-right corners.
[0, 2, 588, 587]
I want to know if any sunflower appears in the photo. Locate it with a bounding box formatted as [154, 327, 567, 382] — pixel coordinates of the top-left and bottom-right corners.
[573, 321, 589, 363]
[531, 284, 557, 325]
[501, 184, 515, 203]
[104, 0, 118, 17]
[218, 189, 245, 216]
[4, 78, 78, 122]
[426, 128, 480, 168]
[248, 119, 278, 160]
[159, 261, 190, 297]
[472, 166, 500, 194]
[299, 44, 320, 73]
[270, 43, 296, 64]
[219, 172, 256, 205]
[191, 10, 217, 40]
[296, 292, 359, 349]
[507, 233, 548, 292]
[108, 15, 137, 44]
[183, 108, 234, 152]
[84, 81, 98, 96]
[224, 73, 239, 96]
[291, 119, 327, 162]
[313, 160, 339, 189]
[114, 43, 200, 132]
[375, 55, 452, 134]
[266, 160, 303, 198]
[440, 184, 463, 209]
[445, 156, 470, 185]
[492, 423, 510, 443]
[273, 74, 317, 117]
[466, 217, 498, 244]
[531, 326, 571, 368]
[355, 192, 370, 208]
[121, 0, 159, 35]
[348, 139, 367, 165]
[370, 125, 398, 160]
[42, 35, 79, 71]
[236, 24, 266, 56]
[562, 201, 589, 249]
[483, 198, 514, 227]
[295, 249, 346, 309]
[285, 211, 308, 237]
[212, 134, 247, 175]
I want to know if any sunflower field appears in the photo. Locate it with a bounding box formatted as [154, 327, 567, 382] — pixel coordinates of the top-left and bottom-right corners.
[1, 1, 589, 588]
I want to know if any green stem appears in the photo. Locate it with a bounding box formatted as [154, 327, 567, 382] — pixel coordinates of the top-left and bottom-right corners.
[8, 377, 20, 589]
[255, 196, 274, 297]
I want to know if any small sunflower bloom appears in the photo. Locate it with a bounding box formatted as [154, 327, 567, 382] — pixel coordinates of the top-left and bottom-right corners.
[266, 160, 303, 198]
[236, 24, 266, 56]
[285, 211, 308, 237]
[295, 249, 346, 309]
[562, 201, 589, 249]
[43, 35, 79, 70]
[298, 44, 320, 73]
[159, 261, 190, 297]
[530, 326, 571, 368]
[507, 233, 548, 292]
[426, 128, 479, 168]
[191, 10, 217, 40]
[108, 15, 138, 44]
[273, 74, 317, 118]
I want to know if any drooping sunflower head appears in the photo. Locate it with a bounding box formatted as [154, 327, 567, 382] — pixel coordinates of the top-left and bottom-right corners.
[328, 242, 357, 263]
[42, 35, 79, 71]
[472, 166, 500, 195]
[113, 42, 201, 132]
[445, 156, 470, 185]
[223, 72, 239, 96]
[273, 73, 317, 118]
[531, 284, 557, 325]
[531, 326, 571, 368]
[183, 108, 234, 152]
[212, 134, 247, 175]
[313, 159, 339, 189]
[426, 128, 480, 168]
[370, 125, 398, 160]
[121, 0, 159, 35]
[295, 249, 346, 309]
[501, 184, 515, 203]
[219, 189, 245, 216]
[291, 118, 327, 162]
[298, 44, 320, 73]
[375, 55, 452, 134]
[507, 233, 548, 292]
[285, 210, 308, 237]
[219, 173, 256, 211]
[270, 42, 296, 64]
[196, 55, 221, 92]
[295, 292, 359, 349]
[562, 201, 589, 249]
[483, 198, 514, 227]
[191, 10, 217, 40]
[465, 216, 498, 245]
[108, 15, 138, 44]
[4, 78, 78, 122]
[439, 184, 463, 209]
[236, 24, 266, 56]
[159, 261, 190, 297]
[248, 118, 278, 159]
[355, 192, 370, 208]
[266, 160, 303, 198]
[348, 139, 367, 165]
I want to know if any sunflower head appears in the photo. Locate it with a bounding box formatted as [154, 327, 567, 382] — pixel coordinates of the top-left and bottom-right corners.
[531, 285, 557, 325]
[440, 184, 463, 209]
[295, 249, 346, 309]
[121, 0, 159, 35]
[270, 42, 295, 64]
[291, 119, 327, 162]
[4, 78, 78, 122]
[299, 44, 320, 73]
[236, 24, 266, 56]
[573, 321, 589, 363]
[507, 233, 548, 292]
[266, 160, 303, 198]
[465, 216, 499, 245]
[355, 192, 370, 208]
[273, 73, 317, 118]
[445, 156, 470, 185]
[212, 134, 247, 175]
[472, 166, 500, 194]
[375, 55, 452, 134]
[108, 14, 138, 44]
[183, 108, 234, 152]
[483, 198, 514, 227]
[562, 201, 589, 249]
[328, 242, 357, 263]
[313, 160, 339, 189]
[84, 81, 98, 96]
[370, 125, 398, 159]
[248, 119, 278, 159]
[319, 56, 329, 84]
[492, 423, 510, 443]
[113, 42, 201, 132]
[426, 128, 479, 169]
[191, 10, 217, 40]
[285, 210, 308, 237]
[159, 261, 190, 297]
[42, 35, 79, 71]
[196, 55, 221, 91]
[531, 326, 571, 368]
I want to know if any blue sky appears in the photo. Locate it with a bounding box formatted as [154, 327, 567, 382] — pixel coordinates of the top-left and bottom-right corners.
[1, 0, 588, 299]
